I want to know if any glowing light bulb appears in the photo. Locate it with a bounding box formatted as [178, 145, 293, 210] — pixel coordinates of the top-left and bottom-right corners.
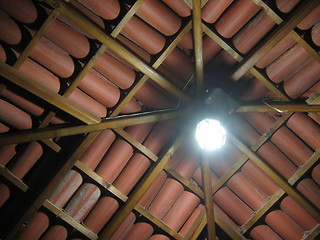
[195, 118, 226, 151]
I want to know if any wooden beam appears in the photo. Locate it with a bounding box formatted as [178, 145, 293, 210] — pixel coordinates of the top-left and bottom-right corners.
[252, 0, 320, 63]
[201, 152, 215, 240]
[6, 132, 100, 240]
[0, 62, 100, 124]
[0, 109, 184, 146]
[193, 0, 204, 95]
[229, 132, 320, 222]
[98, 129, 187, 239]
[44, 0, 190, 103]
[0, 166, 28, 192]
[237, 103, 320, 112]
[232, 0, 320, 81]
[111, 21, 192, 117]
[202, 25, 289, 101]
[302, 224, 320, 240]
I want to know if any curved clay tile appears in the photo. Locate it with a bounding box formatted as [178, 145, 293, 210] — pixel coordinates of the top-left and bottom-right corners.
[0, 10, 21, 45]
[280, 196, 317, 231]
[297, 178, 320, 208]
[243, 112, 313, 166]
[162, 191, 200, 231]
[77, 0, 120, 20]
[250, 225, 282, 240]
[16, 212, 49, 240]
[137, 0, 181, 36]
[158, 65, 185, 88]
[19, 58, 60, 92]
[0, 99, 32, 130]
[311, 22, 320, 46]
[48, 170, 83, 208]
[0, 183, 10, 207]
[179, 204, 204, 237]
[178, 31, 193, 49]
[266, 43, 310, 83]
[243, 161, 280, 196]
[174, 154, 199, 179]
[241, 78, 268, 101]
[203, 36, 222, 64]
[284, 57, 320, 99]
[302, 81, 320, 99]
[64, 183, 101, 221]
[0, 0, 37, 24]
[95, 123, 153, 182]
[287, 113, 320, 150]
[124, 222, 154, 240]
[297, 5, 320, 30]
[265, 210, 304, 240]
[30, 37, 75, 79]
[45, 19, 90, 59]
[163, 48, 193, 80]
[10, 142, 43, 179]
[227, 172, 268, 211]
[148, 178, 184, 218]
[2, 90, 44, 116]
[111, 213, 136, 240]
[256, 35, 295, 69]
[215, 0, 260, 39]
[139, 171, 167, 208]
[161, 0, 190, 17]
[233, 11, 275, 54]
[312, 164, 320, 185]
[68, 88, 107, 118]
[116, 35, 151, 63]
[202, 0, 234, 23]
[69, 0, 105, 28]
[121, 16, 166, 55]
[41, 225, 68, 240]
[95, 53, 136, 90]
[84, 196, 119, 233]
[0, 44, 6, 62]
[113, 122, 177, 194]
[79, 129, 115, 170]
[275, 0, 301, 13]
[0, 144, 16, 166]
[135, 83, 175, 109]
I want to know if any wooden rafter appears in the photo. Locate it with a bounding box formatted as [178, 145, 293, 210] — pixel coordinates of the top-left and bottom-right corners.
[237, 102, 320, 112]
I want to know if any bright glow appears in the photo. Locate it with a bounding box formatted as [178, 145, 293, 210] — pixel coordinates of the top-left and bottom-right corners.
[195, 118, 226, 151]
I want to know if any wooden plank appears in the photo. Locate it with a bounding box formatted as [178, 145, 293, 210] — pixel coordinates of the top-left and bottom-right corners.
[0, 166, 29, 192]
[241, 149, 320, 233]
[0, 62, 100, 125]
[44, 0, 190, 103]
[98, 129, 187, 240]
[232, 0, 320, 80]
[111, 21, 192, 117]
[302, 224, 320, 240]
[6, 132, 100, 240]
[252, 0, 320, 62]
[43, 200, 98, 240]
[201, 153, 215, 240]
[237, 103, 320, 112]
[0, 109, 184, 146]
[193, 0, 204, 94]
[229, 132, 320, 222]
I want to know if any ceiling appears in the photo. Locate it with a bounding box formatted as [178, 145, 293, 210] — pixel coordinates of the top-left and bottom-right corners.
[0, 0, 319, 239]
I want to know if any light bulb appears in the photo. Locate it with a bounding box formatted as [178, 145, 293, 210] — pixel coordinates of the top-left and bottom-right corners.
[195, 118, 226, 151]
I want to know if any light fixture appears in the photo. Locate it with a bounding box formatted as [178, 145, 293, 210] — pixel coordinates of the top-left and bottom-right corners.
[195, 118, 226, 151]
